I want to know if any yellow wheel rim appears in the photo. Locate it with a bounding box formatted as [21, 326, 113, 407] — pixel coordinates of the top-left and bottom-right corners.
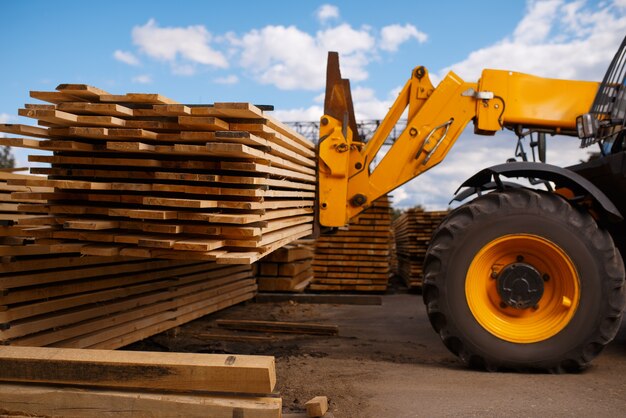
[466, 234, 580, 344]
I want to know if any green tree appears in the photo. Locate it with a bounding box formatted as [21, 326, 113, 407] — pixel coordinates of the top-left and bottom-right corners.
[0, 146, 15, 169]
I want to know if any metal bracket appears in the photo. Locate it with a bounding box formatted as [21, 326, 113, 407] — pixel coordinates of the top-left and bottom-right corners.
[461, 88, 494, 100]
[415, 119, 454, 164]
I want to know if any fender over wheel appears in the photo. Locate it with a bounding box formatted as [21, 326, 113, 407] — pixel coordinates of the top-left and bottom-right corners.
[423, 188, 626, 372]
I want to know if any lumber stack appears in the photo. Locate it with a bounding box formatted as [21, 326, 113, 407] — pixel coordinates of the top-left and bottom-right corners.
[393, 208, 447, 288]
[390, 225, 398, 277]
[0, 346, 282, 417]
[311, 196, 393, 292]
[0, 253, 256, 348]
[0, 83, 316, 264]
[0, 170, 53, 242]
[0, 172, 257, 348]
[255, 240, 314, 292]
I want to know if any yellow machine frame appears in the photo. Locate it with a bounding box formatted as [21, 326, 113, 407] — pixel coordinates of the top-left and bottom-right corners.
[317, 57, 599, 227]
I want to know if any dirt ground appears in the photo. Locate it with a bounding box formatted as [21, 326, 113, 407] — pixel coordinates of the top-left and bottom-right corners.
[128, 281, 626, 418]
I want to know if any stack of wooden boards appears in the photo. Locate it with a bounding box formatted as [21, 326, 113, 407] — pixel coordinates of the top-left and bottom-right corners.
[0, 254, 256, 348]
[0, 170, 52, 241]
[393, 208, 447, 289]
[0, 346, 282, 417]
[0, 83, 316, 264]
[0, 172, 257, 348]
[311, 196, 393, 292]
[256, 240, 314, 292]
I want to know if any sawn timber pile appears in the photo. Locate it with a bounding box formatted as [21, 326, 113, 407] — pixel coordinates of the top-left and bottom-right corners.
[393, 208, 447, 288]
[0, 84, 316, 264]
[311, 195, 393, 292]
[0, 173, 258, 348]
[255, 240, 314, 292]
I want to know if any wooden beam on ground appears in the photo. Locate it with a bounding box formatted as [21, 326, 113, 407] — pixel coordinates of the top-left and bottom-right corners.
[305, 396, 329, 417]
[0, 346, 276, 393]
[254, 293, 383, 305]
[0, 383, 282, 418]
[216, 319, 338, 336]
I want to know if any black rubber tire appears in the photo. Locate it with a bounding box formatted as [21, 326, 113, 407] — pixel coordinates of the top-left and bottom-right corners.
[423, 188, 626, 372]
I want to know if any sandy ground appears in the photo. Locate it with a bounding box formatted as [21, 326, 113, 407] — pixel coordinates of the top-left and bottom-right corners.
[128, 284, 626, 418]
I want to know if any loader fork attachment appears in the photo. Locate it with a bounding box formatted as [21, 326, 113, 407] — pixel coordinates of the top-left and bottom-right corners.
[323, 52, 359, 142]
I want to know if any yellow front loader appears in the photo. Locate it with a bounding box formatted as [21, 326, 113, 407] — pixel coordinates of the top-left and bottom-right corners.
[317, 37, 626, 372]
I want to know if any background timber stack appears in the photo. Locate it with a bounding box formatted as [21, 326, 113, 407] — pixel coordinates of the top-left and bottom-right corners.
[393, 208, 447, 289]
[255, 240, 314, 292]
[311, 195, 393, 292]
[0, 83, 315, 264]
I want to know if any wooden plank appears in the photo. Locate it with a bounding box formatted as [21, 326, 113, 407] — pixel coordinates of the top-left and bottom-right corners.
[0, 123, 50, 139]
[30, 90, 90, 104]
[305, 396, 329, 418]
[216, 319, 338, 336]
[180, 331, 277, 343]
[279, 259, 312, 276]
[100, 93, 179, 105]
[57, 102, 134, 117]
[0, 242, 84, 257]
[0, 384, 282, 418]
[56, 83, 111, 100]
[0, 346, 276, 393]
[64, 219, 120, 230]
[0, 257, 186, 290]
[178, 115, 229, 130]
[18, 108, 78, 124]
[0, 263, 240, 323]
[257, 273, 313, 292]
[56, 283, 255, 349]
[260, 262, 278, 276]
[0, 137, 41, 150]
[83, 288, 256, 350]
[264, 246, 313, 263]
[254, 293, 383, 305]
[2, 260, 240, 310]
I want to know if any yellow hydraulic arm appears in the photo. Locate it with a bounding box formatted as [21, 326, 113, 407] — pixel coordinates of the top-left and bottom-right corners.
[318, 52, 599, 227]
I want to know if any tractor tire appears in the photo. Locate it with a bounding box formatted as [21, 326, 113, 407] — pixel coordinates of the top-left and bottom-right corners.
[423, 188, 626, 372]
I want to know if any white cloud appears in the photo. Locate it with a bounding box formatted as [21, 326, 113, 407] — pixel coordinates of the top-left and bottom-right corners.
[317, 4, 339, 23]
[440, 0, 626, 81]
[351, 86, 395, 120]
[113, 50, 140, 66]
[132, 74, 152, 84]
[119, 8, 429, 90]
[132, 19, 228, 71]
[234, 24, 376, 90]
[214, 74, 239, 85]
[171, 63, 196, 76]
[273, 86, 398, 122]
[380, 24, 428, 52]
[273, 105, 324, 122]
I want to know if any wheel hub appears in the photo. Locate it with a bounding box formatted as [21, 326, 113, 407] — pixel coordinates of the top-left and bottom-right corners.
[496, 262, 544, 309]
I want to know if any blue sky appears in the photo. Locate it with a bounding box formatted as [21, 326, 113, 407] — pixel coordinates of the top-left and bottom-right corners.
[2, 0, 626, 209]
